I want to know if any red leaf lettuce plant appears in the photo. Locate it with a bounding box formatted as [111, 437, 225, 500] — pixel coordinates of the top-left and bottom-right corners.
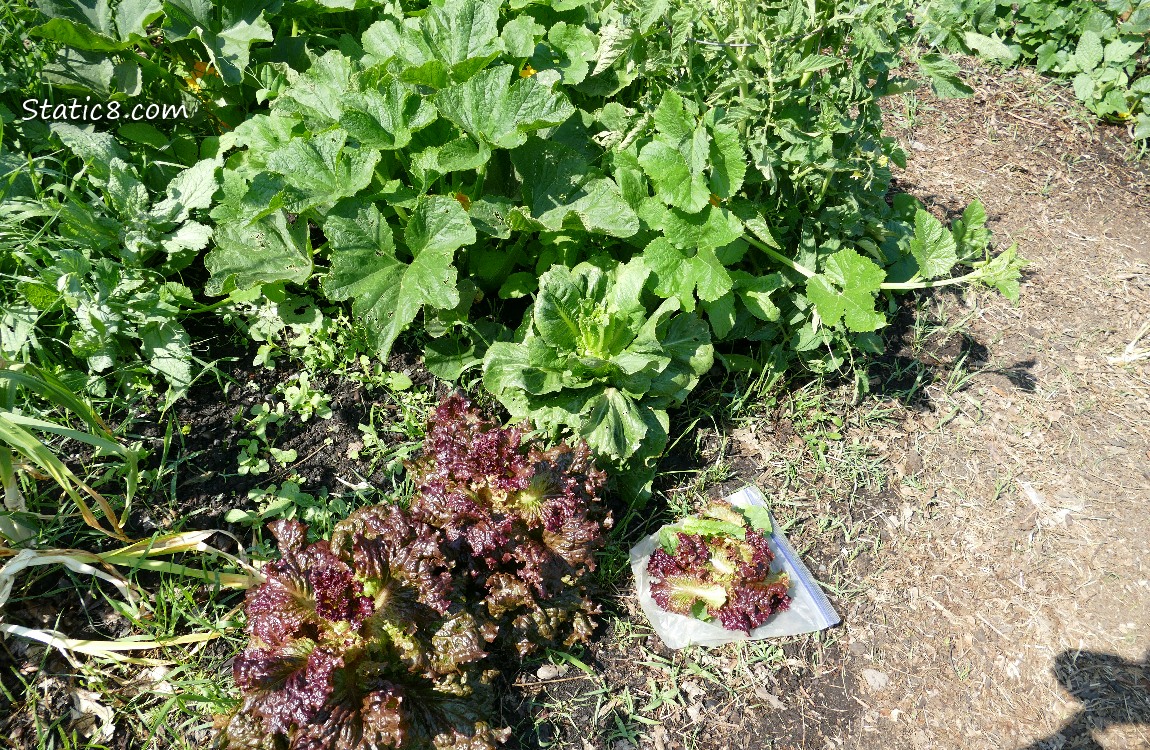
[219, 394, 610, 749]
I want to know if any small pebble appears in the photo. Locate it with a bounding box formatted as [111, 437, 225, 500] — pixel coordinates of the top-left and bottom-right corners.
[862, 668, 890, 692]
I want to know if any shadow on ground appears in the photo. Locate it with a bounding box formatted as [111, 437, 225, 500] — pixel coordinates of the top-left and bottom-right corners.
[1020, 650, 1150, 750]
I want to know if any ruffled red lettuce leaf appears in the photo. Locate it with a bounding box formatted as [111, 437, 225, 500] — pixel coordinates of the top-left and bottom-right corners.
[408, 396, 610, 565]
[224, 514, 509, 750]
[527, 442, 612, 571]
[289, 682, 508, 750]
[512, 591, 600, 655]
[429, 611, 496, 674]
[224, 396, 611, 749]
[407, 394, 529, 558]
[245, 520, 374, 649]
[408, 394, 530, 517]
[290, 686, 404, 750]
[646, 501, 792, 633]
[331, 504, 454, 617]
[483, 572, 599, 654]
[649, 570, 728, 615]
[215, 708, 277, 750]
[406, 395, 610, 653]
[430, 724, 512, 750]
[233, 645, 343, 735]
[714, 579, 791, 633]
[400, 684, 509, 750]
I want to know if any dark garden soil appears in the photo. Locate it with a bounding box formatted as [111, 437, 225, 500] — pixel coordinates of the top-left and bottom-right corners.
[3, 57, 1149, 750]
[131, 343, 438, 532]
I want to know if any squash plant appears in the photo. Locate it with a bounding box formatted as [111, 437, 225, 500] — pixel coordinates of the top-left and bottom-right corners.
[919, 0, 1150, 140]
[190, 0, 1024, 498]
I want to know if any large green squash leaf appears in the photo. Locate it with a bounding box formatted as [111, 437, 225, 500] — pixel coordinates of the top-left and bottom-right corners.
[340, 78, 437, 151]
[642, 237, 732, 311]
[162, 0, 276, 84]
[805, 250, 886, 332]
[265, 130, 380, 210]
[30, 0, 161, 49]
[322, 197, 475, 358]
[908, 209, 958, 280]
[275, 50, 358, 126]
[509, 137, 638, 237]
[361, 0, 503, 85]
[205, 210, 312, 295]
[434, 66, 575, 150]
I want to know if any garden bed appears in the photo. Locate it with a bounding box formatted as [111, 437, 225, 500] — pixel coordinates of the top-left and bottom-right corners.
[1, 1, 1148, 748]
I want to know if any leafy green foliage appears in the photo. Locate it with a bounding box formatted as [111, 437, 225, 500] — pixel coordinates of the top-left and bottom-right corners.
[2, 0, 1028, 501]
[0, 125, 218, 401]
[161, 0, 275, 85]
[181, 0, 1024, 500]
[510, 137, 639, 236]
[434, 65, 575, 149]
[920, 0, 1150, 139]
[484, 260, 712, 495]
[917, 52, 976, 98]
[806, 251, 888, 333]
[321, 196, 475, 359]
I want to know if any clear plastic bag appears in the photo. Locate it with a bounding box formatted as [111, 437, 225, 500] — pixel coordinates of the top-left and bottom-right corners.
[630, 485, 841, 649]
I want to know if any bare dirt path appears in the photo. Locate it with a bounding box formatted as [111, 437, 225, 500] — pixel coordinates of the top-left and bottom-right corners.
[843, 64, 1150, 750]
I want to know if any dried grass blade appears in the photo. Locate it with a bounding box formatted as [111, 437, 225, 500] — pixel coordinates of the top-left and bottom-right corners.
[0, 623, 221, 666]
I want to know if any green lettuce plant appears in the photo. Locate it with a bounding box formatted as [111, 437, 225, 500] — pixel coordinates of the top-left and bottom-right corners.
[483, 259, 712, 496]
